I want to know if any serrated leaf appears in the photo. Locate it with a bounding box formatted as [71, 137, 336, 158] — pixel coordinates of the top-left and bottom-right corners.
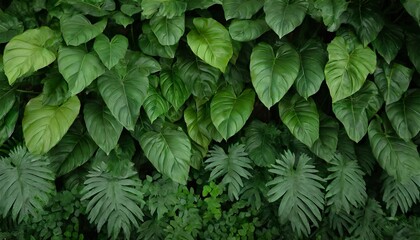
[210, 88, 255, 140]
[0, 79, 16, 119]
[23, 95, 80, 155]
[141, 0, 187, 19]
[138, 24, 178, 58]
[187, 17, 233, 72]
[372, 24, 404, 64]
[0, 11, 23, 43]
[229, 19, 269, 42]
[279, 94, 319, 147]
[84, 101, 123, 155]
[325, 36, 377, 102]
[150, 15, 185, 46]
[314, 0, 348, 32]
[0, 104, 19, 146]
[3, 27, 57, 85]
[97, 69, 148, 130]
[406, 32, 420, 73]
[250, 42, 300, 108]
[93, 34, 128, 70]
[61, 14, 107, 46]
[223, 0, 263, 20]
[402, 0, 420, 26]
[383, 174, 420, 217]
[264, 0, 308, 39]
[310, 113, 339, 162]
[159, 70, 191, 111]
[143, 86, 170, 123]
[58, 47, 106, 95]
[333, 81, 383, 142]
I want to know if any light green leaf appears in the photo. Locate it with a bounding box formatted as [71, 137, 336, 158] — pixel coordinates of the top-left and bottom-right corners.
[372, 24, 404, 64]
[23, 95, 80, 155]
[0, 11, 23, 43]
[402, 0, 420, 25]
[228, 19, 269, 42]
[0, 80, 16, 119]
[0, 104, 19, 146]
[3, 27, 57, 85]
[368, 118, 420, 181]
[60, 14, 107, 46]
[295, 39, 327, 99]
[210, 88, 255, 140]
[138, 24, 178, 58]
[150, 15, 185, 46]
[121, 4, 142, 16]
[279, 94, 319, 147]
[374, 61, 413, 104]
[58, 47, 106, 95]
[143, 86, 170, 123]
[325, 36, 377, 102]
[406, 32, 420, 73]
[314, 0, 348, 32]
[84, 101, 123, 155]
[159, 70, 190, 111]
[310, 113, 339, 162]
[187, 17, 233, 72]
[386, 89, 420, 141]
[223, 0, 263, 20]
[139, 127, 191, 184]
[250, 42, 300, 108]
[264, 0, 308, 39]
[383, 174, 420, 217]
[93, 34, 128, 70]
[333, 81, 383, 142]
[141, 0, 187, 19]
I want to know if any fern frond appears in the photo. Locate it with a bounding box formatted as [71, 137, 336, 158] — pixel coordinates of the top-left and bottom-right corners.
[205, 143, 253, 201]
[266, 150, 325, 237]
[349, 198, 386, 240]
[382, 174, 420, 216]
[0, 145, 55, 223]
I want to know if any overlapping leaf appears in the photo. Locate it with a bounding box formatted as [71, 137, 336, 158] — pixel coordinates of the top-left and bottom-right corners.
[143, 86, 170, 123]
[314, 0, 348, 32]
[150, 15, 185, 46]
[372, 24, 404, 64]
[60, 14, 107, 46]
[93, 34, 128, 69]
[139, 24, 178, 58]
[383, 174, 420, 217]
[159, 70, 190, 111]
[310, 113, 339, 162]
[229, 19, 269, 42]
[223, 0, 263, 20]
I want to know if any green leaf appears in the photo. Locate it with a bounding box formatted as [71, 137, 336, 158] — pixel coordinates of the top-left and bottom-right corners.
[138, 24, 178, 58]
[93, 34, 128, 70]
[97, 69, 148, 130]
[187, 17, 233, 72]
[60, 14, 107, 46]
[159, 70, 191, 111]
[141, 0, 187, 19]
[143, 86, 170, 123]
[0, 104, 19, 146]
[111, 12, 134, 28]
[326, 154, 367, 214]
[138, 126, 192, 184]
[332, 81, 383, 142]
[210, 87, 255, 140]
[350, 198, 386, 240]
[368, 118, 420, 181]
[205, 144, 253, 200]
[402, 0, 420, 25]
[250, 42, 300, 108]
[279, 94, 319, 147]
[406, 32, 420, 73]
[126, 50, 162, 75]
[228, 19, 269, 42]
[0, 11, 23, 43]
[264, 0, 308, 39]
[374, 61, 413, 104]
[310, 113, 339, 162]
[187, 0, 219, 10]
[267, 151, 325, 237]
[325, 36, 377, 102]
[3, 27, 57, 85]
[222, 0, 263, 20]
[23, 95, 80, 155]
[372, 24, 404, 64]
[295, 39, 327, 99]
[314, 0, 348, 32]
[59, 0, 114, 17]
[84, 101, 123, 155]
[150, 15, 185, 46]
[41, 72, 70, 106]
[0, 80, 16, 119]
[386, 89, 420, 140]
[58, 47, 106, 95]
[0, 146, 55, 223]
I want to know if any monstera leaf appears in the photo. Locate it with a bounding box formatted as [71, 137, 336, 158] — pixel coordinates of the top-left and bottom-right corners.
[60, 14, 107, 46]
[222, 0, 263, 20]
[150, 15, 185, 45]
[93, 34, 128, 69]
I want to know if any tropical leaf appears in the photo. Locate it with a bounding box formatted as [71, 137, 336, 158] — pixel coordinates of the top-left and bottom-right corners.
[187, 17, 233, 72]
[159, 70, 191, 111]
[0, 104, 19, 147]
[93, 34, 128, 70]
[279, 94, 319, 147]
[406, 32, 420, 73]
[310, 113, 339, 162]
[0, 146, 55, 223]
[0, 80, 16, 119]
[143, 86, 170, 123]
[150, 15, 185, 46]
[138, 24, 178, 58]
[60, 14, 107, 46]
[250, 42, 300, 108]
[210, 87, 255, 140]
[41, 72, 70, 106]
[222, 0, 263, 20]
[228, 19, 269, 42]
[314, 0, 348, 32]
[3, 27, 57, 85]
[125, 50, 161, 75]
[264, 0, 308, 39]
[0, 11, 23, 43]
[141, 0, 187, 18]
[112, 12, 134, 28]
[267, 150, 325, 237]
[22, 95, 80, 155]
[350, 198, 386, 240]
[325, 36, 377, 102]
[205, 144, 253, 200]
[402, 0, 420, 25]
[372, 24, 404, 64]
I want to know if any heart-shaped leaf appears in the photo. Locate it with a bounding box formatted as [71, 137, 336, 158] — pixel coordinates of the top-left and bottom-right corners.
[0, 11, 23, 43]
[372, 24, 404, 64]
[314, 0, 348, 32]
[310, 113, 339, 162]
[93, 34, 128, 69]
[138, 24, 178, 58]
[150, 15, 185, 45]
[41, 72, 70, 106]
[223, 0, 263, 20]
[402, 0, 420, 26]
[61, 14, 107, 46]
[0, 104, 19, 146]
[0, 80, 16, 119]
[143, 86, 170, 123]
[229, 19, 269, 42]
[159, 70, 191, 111]
[141, 0, 187, 19]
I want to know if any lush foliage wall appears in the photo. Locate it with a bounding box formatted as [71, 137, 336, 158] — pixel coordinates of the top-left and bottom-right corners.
[1, 0, 420, 239]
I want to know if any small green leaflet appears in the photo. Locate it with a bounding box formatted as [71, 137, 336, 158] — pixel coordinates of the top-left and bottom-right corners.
[229, 19, 270, 42]
[159, 70, 191, 111]
[60, 14, 107, 46]
[150, 15, 185, 46]
[93, 34, 128, 70]
[139, 23, 178, 58]
[143, 86, 170, 123]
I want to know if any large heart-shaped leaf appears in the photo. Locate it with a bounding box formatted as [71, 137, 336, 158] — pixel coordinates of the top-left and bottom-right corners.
[141, 0, 187, 19]
[150, 15, 185, 46]
[41, 72, 70, 106]
[143, 86, 170, 123]
[372, 24, 404, 64]
[325, 36, 376, 102]
[310, 113, 339, 162]
[223, 0, 263, 20]
[374, 61, 413, 104]
[264, 0, 308, 39]
[368, 118, 420, 181]
[402, 0, 420, 25]
[314, 0, 348, 32]
[138, 24, 177, 58]
[0, 12, 23, 43]
[0, 80, 16, 119]
[58, 47, 106, 95]
[250, 42, 299, 108]
[60, 14, 107, 46]
[333, 81, 383, 143]
[93, 34, 128, 70]
[187, 17, 233, 72]
[406, 33, 420, 73]
[295, 39, 327, 99]
[0, 104, 19, 146]
[138, 127, 191, 184]
[279, 94, 319, 147]
[159, 70, 191, 111]
[211, 88, 255, 140]
[228, 19, 269, 42]
[97, 69, 149, 130]
[22, 95, 80, 154]
[3, 27, 57, 85]
[84, 101, 123, 154]
[386, 90, 420, 141]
